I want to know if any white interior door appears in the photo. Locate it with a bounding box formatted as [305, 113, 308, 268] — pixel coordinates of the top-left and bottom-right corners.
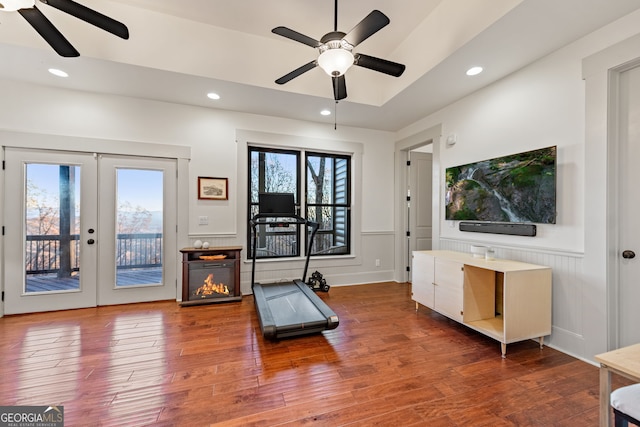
[97, 154, 177, 305]
[407, 150, 433, 281]
[3, 148, 98, 314]
[616, 64, 640, 347]
[3, 149, 177, 314]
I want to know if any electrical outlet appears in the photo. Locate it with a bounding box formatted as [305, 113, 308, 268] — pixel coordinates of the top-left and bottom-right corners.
[198, 216, 208, 225]
[375, 259, 380, 267]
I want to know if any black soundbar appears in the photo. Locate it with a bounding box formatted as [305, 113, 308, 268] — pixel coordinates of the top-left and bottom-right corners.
[459, 221, 537, 237]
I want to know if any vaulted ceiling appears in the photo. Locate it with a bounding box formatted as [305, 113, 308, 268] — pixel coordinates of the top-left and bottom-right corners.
[1, 0, 640, 131]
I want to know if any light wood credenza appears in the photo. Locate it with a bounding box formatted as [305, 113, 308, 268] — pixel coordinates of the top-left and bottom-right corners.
[412, 250, 552, 357]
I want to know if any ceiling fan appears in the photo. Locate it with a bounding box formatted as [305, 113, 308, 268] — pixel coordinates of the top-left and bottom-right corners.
[0, 0, 129, 57]
[272, 0, 406, 101]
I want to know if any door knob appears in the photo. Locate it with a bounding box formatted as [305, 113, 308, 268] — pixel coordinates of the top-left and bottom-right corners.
[87, 239, 95, 245]
[622, 250, 636, 259]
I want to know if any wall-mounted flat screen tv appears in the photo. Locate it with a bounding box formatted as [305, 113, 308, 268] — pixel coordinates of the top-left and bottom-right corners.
[445, 146, 556, 224]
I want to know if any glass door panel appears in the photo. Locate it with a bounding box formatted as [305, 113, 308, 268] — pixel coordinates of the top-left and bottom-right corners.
[25, 163, 82, 293]
[115, 168, 164, 287]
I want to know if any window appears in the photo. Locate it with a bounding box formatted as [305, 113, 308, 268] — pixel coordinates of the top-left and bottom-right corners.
[248, 147, 300, 258]
[248, 146, 351, 259]
[306, 152, 350, 256]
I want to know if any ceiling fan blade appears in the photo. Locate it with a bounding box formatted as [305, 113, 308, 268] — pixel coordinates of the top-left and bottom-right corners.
[272, 26, 321, 48]
[19, 6, 79, 57]
[42, 0, 129, 39]
[332, 75, 347, 101]
[275, 61, 318, 85]
[354, 53, 406, 77]
[343, 10, 389, 47]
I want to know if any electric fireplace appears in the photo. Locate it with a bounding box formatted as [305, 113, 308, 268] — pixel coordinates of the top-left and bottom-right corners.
[180, 246, 242, 306]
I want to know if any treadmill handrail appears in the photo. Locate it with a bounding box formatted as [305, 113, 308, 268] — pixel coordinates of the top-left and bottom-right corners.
[250, 213, 320, 286]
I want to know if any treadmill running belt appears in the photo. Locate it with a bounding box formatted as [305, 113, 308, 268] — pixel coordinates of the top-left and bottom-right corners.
[253, 280, 339, 339]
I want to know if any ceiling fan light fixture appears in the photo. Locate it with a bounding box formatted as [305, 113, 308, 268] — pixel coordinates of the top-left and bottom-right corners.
[0, 0, 35, 11]
[318, 48, 354, 77]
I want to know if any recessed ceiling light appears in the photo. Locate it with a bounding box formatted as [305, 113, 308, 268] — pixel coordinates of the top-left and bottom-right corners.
[466, 66, 483, 76]
[320, 109, 331, 116]
[207, 92, 220, 100]
[48, 68, 68, 78]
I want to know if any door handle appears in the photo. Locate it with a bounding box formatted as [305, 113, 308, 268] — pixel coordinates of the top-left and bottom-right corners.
[87, 239, 95, 245]
[622, 250, 635, 259]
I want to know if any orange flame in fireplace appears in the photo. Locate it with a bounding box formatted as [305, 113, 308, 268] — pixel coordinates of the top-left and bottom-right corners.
[194, 273, 230, 296]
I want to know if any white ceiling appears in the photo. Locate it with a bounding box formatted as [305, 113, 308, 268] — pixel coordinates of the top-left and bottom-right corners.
[1, 0, 640, 131]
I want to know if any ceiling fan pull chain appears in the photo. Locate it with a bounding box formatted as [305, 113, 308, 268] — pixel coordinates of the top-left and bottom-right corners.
[334, 100, 338, 130]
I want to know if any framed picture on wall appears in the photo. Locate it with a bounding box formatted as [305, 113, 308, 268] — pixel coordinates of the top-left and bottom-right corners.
[198, 177, 228, 200]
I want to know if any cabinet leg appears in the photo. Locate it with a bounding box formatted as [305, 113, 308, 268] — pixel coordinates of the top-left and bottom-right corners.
[539, 337, 544, 349]
[501, 343, 506, 358]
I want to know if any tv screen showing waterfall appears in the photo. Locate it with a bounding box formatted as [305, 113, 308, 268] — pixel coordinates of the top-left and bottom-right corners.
[445, 146, 557, 224]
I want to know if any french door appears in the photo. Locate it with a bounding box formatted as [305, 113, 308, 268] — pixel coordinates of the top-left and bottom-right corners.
[3, 148, 177, 314]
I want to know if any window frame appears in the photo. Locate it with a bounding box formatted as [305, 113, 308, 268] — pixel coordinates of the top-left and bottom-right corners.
[247, 146, 301, 259]
[248, 146, 351, 260]
[305, 151, 351, 257]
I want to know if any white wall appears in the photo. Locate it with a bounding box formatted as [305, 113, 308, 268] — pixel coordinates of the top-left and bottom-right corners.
[0, 80, 398, 300]
[396, 9, 640, 361]
[400, 43, 586, 252]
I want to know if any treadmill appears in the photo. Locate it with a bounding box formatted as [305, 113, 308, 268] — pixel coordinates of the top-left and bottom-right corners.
[250, 193, 339, 340]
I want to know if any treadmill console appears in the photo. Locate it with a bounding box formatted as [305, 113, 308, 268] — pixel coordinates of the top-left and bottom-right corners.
[258, 192, 296, 217]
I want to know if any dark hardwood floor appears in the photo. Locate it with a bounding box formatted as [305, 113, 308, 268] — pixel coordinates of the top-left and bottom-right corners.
[0, 282, 631, 426]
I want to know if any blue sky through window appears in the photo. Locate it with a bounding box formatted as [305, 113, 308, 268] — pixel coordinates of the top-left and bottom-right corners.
[27, 163, 164, 212]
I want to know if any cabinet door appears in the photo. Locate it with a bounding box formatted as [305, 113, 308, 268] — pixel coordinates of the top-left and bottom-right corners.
[411, 252, 434, 309]
[434, 258, 464, 322]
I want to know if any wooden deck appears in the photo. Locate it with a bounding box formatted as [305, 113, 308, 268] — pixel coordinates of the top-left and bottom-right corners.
[0, 282, 632, 426]
[26, 267, 163, 293]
